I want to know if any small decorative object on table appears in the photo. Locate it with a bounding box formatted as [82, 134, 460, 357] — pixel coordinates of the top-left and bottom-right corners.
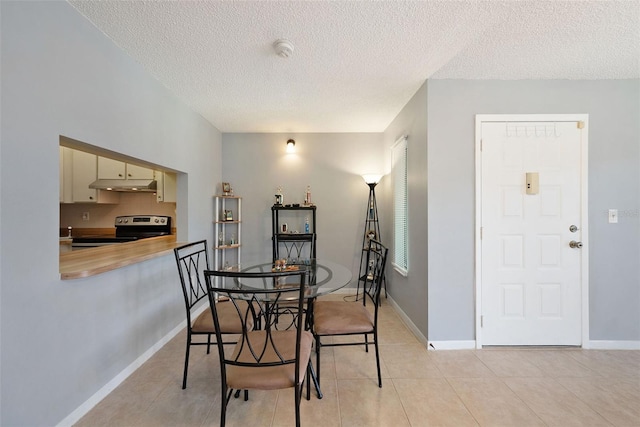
[275, 186, 283, 205]
[222, 182, 232, 196]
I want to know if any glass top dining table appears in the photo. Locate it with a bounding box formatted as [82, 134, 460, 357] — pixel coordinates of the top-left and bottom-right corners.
[214, 259, 353, 299]
[209, 259, 351, 399]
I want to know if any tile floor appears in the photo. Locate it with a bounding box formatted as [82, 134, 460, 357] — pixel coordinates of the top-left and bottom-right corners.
[76, 294, 640, 426]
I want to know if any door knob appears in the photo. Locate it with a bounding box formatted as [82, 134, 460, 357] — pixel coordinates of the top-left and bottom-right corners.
[569, 240, 583, 249]
[569, 225, 579, 233]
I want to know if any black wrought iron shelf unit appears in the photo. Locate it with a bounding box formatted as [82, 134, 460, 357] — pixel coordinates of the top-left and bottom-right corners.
[271, 205, 317, 263]
[358, 182, 387, 302]
[214, 195, 241, 270]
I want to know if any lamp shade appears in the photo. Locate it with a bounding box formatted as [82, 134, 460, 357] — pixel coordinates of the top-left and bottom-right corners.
[362, 174, 383, 184]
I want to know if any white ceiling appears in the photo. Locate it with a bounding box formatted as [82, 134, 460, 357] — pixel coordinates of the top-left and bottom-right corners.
[68, 0, 639, 133]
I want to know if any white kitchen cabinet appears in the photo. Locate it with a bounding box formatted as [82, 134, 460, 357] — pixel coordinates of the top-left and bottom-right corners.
[72, 150, 98, 202]
[59, 146, 73, 203]
[98, 157, 154, 180]
[97, 157, 126, 179]
[155, 171, 177, 203]
[125, 163, 154, 180]
[68, 150, 119, 204]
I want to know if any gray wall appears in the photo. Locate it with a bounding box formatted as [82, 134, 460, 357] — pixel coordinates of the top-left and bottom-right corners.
[221, 133, 385, 278]
[1, 2, 221, 425]
[425, 79, 640, 341]
[382, 82, 430, 340]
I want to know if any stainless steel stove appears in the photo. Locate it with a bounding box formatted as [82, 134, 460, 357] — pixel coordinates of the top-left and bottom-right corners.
[71, 215, 172, 248]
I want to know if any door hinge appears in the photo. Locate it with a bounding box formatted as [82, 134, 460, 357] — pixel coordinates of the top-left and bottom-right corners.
[577, 121, 585, 129]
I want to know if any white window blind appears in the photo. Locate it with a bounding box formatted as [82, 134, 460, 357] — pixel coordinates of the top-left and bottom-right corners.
[391, 136, 408, 275]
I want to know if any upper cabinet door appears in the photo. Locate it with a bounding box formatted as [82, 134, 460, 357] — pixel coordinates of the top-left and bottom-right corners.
[97, 157, 154, 180]
[98, 157, 126, 179]
[72, 150, 98, 203]
[125, 164, 154, 180]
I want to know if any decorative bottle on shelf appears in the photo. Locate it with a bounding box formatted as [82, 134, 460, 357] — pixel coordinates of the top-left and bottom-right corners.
[304, 216, 310, 234]
[218, 231, 224, 248]
[275, 186, 283, 205]
[305, 185, 311, 205]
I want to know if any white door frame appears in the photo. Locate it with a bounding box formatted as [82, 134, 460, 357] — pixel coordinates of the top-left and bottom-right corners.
[475, 114, 590, 348]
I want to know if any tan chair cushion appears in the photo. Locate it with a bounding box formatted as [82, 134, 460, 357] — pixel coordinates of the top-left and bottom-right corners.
[226, 330, 313, 390]
[191, 300, 252, 333]
[313, 301, 374, 335]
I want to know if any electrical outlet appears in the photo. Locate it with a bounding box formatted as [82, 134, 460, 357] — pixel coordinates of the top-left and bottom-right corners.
[608, 209, 618, 224]
[82, 212, 90, 221]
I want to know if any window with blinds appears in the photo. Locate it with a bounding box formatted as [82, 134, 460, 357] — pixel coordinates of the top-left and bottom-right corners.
[391, 136, 408, 275]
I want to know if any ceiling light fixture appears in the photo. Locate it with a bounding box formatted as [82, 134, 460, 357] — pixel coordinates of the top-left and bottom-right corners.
[286, 139, 296, 153]
[273, 39, 294, 58]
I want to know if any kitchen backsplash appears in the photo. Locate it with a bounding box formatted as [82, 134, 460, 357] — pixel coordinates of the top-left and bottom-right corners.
[60, 192, 176, 229]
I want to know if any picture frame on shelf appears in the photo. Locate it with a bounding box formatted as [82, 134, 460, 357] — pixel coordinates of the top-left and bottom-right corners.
[222, 182, 232, 195]
[224, 209, 233, 221]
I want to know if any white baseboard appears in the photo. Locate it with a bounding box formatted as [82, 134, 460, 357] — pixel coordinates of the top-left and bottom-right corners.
[587, 340, 640, 350]
[384, 295, 477, 351]
[386, 295, 428, 347]
[427, 340, 477, 350]
[56, 306, 203, 427]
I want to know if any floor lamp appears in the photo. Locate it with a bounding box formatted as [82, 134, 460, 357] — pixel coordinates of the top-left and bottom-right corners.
[358, 174, 386, 302]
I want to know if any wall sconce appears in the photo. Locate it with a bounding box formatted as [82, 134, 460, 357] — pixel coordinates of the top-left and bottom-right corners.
[286, 139, 296, 153]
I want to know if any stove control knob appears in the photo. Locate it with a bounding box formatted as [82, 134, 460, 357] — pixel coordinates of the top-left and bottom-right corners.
[160, 218, 165, 223]
[154, 218, 159, 223]
[123, 218, 128, 223]
[117, 218, 122, 223]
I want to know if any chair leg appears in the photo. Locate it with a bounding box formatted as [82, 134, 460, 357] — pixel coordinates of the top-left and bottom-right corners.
[374, 330, 382, 388]
[295, 382, 301, 427]
[315, 336, 321, 388]
[306, 360, 312, 400]
[206, 333, 211, 354]
[182, 336, 191, 389]
[221, 385, 231, 426]
[364, 333, 369, 352]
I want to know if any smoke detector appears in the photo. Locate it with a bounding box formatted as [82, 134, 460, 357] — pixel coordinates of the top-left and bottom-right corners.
[273, 39, 294, 58]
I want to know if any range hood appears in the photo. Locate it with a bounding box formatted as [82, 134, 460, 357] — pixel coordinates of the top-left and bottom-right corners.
[89, 179, 157, 192]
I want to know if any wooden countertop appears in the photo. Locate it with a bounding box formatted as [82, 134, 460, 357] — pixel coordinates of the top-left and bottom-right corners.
[60, 235, 184, 280]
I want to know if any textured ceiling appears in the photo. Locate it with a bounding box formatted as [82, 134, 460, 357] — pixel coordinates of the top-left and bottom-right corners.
[68, 0, 639, 133]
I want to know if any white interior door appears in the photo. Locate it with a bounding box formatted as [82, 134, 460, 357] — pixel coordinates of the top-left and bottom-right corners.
[479, 118, 587, 346]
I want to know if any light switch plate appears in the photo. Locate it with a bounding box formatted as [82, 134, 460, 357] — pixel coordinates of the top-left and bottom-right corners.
[608, 209, 618, 223]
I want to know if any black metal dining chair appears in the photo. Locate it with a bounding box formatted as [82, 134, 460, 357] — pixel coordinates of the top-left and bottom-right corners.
[312, 239, 388, 388]
[204, 268, 313, 427]
[174, 240, 253, 389]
